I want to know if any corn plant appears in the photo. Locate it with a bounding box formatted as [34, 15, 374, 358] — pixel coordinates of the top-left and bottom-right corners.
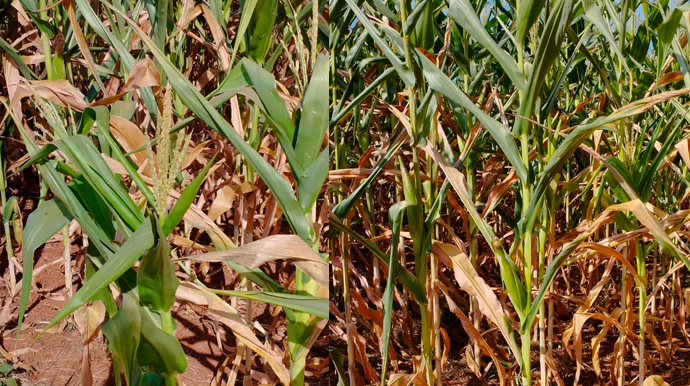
[330, 0, 690, 385]
[1, 0, 327, 384]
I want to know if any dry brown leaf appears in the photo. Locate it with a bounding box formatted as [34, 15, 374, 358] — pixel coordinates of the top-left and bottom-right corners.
[482, 170, 517, 216]
[208, 185, 238, 221]
[675, 137, 690, 169]
[172, 235, 211, 251]
[591, 316, 612, 376]
[432, 241, 521, 363]
[2, 51, 23, 121]
[66, 0, 107, 95]
[90, 56, 161, 106]
[73, 302, 105, 386]
[181, 140, 210, 169]
[73, 302, 106, 344]
[350, 326, 378, 384]
[200, 5, 231, 72]
[643, 375, 670, 386]
[387, 373, 426, 386]
[122, 56, 161, 94]
[184, 234, 327, 288]
[13, 79, 87, 111]
[176, 282, 290, 385]
[109, 115, 150, 170]
[437, 280, 507, 386]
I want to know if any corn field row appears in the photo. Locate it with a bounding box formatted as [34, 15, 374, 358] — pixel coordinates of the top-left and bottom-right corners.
[3, 0, 690, 385]
[330, 0, 690, 385]
[0, 0, 328, 385]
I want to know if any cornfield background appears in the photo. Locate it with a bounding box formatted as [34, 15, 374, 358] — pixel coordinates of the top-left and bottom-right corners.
[6, 0, 690, 385]
[330, 0, 690, 385]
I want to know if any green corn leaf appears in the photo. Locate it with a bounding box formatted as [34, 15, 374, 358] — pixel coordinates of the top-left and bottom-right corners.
[151, 0, 168, 58]
[380, 200, 413, 384]
[330, 67, 395, 127]
[138, 221, 178, 313]
[344, 0, 415, 87]
[137, 306, 188, 375]
[297, 149, 328, 212]
[519, 88, 689, 236]
[69, 176, 117, 239]
[17, 0, 55, 37]
[238, 59, 304, 175]
[39, 217, 155, 337]
[332, 129, 407, 218]
[1, 196, 17, 223]
[582, 0, 630, 74]
[247, 0, 278, 61]
[101, 293, 142, 386]
[0, 36, 37, 79]
[105, 4, 315, 245]
[5, 103, 115, 259]
[513, 0, 575, 137]
[218, 259, 286, 293]
[329, 214, 427, 305]
[230, 0, 257, 66]
[411, 0, 435, 51]
[82, 106, 156, 208]
[207, 289, 328, 319]
[54, 135, 144, 233]
[515, 0, 546, 44]
[398, 158, 423, 254]
[162, 154, 215, 236]
[447, 0, 526, 90]
[414, 51, 528, 183]
[329, 347, 349, 386]
[17, 199, 72, 336]
[657, 7, 686, 46]
[295, 54, 329, 166]
[139, 373, 164, 386]
[12, 143, 57, 176]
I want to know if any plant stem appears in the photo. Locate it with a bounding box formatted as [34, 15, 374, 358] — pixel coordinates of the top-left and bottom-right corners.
[618, 264, 627, 386]
[399, 0, 433, 382]
[520, 134, 532, 386]
[246, 104, 261, 183]
[63, 225, 72, 300]
[161, 311, 176, 386]
[515, 4, 533, 379]
[637, 241, 646, 386]
[39, 0, 54, 80]
[412, 150, 433, 385]
[341, 229, 356, 386]
[0, 172, 15, 296]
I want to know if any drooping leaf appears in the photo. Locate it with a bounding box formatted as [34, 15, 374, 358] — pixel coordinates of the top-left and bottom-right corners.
[40, 218, 155, 336]
[414, 52, 529, 183]
[207, 290, 328, 319]
[18, 199, 72, 336]
[183, 234, 327, 287]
